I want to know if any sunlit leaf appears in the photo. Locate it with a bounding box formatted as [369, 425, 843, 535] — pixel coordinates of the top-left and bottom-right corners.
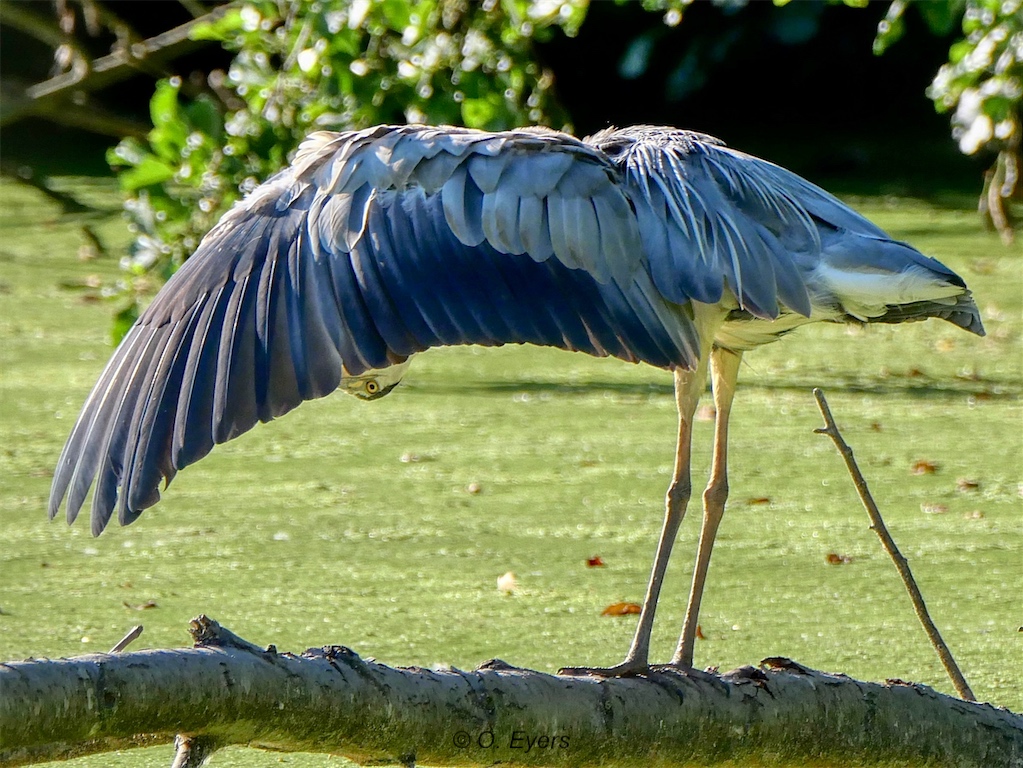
[601, 602, 641, 616]
[189, 8, 245, 41]
[117, 158, 176, 190]
[826, 552, 853, 565]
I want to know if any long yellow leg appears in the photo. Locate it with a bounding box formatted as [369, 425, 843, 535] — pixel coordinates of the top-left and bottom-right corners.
[672, 347, 742, 668]
[560, 353, 709, 677]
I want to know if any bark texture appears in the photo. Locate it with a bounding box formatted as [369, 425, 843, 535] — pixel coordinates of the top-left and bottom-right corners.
[2, 617, 1020, 767]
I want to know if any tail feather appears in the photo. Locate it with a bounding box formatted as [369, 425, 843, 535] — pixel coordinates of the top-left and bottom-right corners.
[814, 228, 985, 336]
[863, 294, 985, 336]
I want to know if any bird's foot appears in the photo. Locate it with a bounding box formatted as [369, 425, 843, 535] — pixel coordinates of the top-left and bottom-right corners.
[558, 658, 650, 678]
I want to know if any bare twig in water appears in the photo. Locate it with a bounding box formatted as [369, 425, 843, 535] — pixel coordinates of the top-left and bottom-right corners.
[812, 388, 976, 702]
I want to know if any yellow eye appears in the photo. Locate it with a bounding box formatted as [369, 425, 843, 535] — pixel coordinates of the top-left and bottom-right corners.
[365, 380, 380, 395]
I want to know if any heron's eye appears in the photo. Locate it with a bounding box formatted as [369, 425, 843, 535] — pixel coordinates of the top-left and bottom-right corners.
[365, 380, 380, 394]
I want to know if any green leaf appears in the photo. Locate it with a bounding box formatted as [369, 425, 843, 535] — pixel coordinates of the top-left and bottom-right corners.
[461, 96, 499, 129]
[981, 95, 1014, 121]
[149, 80, 180, 128]
[949, 40, 973, 65]
[107, 138, 147, 169]
[118, 157, 176, 190]
[917, 0, 961, 36]
[380, 0, 412, 29]
[189, 8, 245, 41]
[185, 96, 223, 141]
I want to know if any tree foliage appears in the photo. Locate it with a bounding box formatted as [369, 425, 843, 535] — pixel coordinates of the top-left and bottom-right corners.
[877, 0, 1021, 159]
[874, 0, 1022, 241]
[106, 0, 584, 338]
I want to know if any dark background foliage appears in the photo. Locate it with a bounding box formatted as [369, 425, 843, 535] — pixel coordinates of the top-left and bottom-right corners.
[1, 0, 977, 186]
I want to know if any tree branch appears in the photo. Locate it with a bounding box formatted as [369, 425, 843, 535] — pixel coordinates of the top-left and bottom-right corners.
[0, 4, 232, 128]
[2, 616, 1020, 767]
[812, 387, 976, 702]
[979, 148, 1021, 245]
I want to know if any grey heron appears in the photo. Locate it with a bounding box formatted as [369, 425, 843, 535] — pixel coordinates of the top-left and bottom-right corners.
[49, 124, 983, 676]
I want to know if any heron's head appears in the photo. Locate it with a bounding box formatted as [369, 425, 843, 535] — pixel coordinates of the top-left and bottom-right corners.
[340, 359, 412, 401]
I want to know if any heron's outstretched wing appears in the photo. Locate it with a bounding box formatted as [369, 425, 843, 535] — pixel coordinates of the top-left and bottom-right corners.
[50, 125, 700, 534]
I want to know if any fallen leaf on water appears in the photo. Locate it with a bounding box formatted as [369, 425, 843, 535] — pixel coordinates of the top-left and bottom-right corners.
[601, 602, 641, 616]
[124, 600, 158, 611]
[586, 556, 605, 568]
[695, 625, 706, 640]
[921, 502, 948, 515]
[695, 404, 716, 422]
[911, 460, 939, 475]
[747, 497, 771, 506]
[826, 552, 853, 565]
[497, 572, 518, 594]
[956, 478, 980, 492]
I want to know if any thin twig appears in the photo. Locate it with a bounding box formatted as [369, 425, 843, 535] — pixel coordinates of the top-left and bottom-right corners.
[1, 5, 230, 127]
[812, 388, 976, 702]
[108, 625, 143, 653]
